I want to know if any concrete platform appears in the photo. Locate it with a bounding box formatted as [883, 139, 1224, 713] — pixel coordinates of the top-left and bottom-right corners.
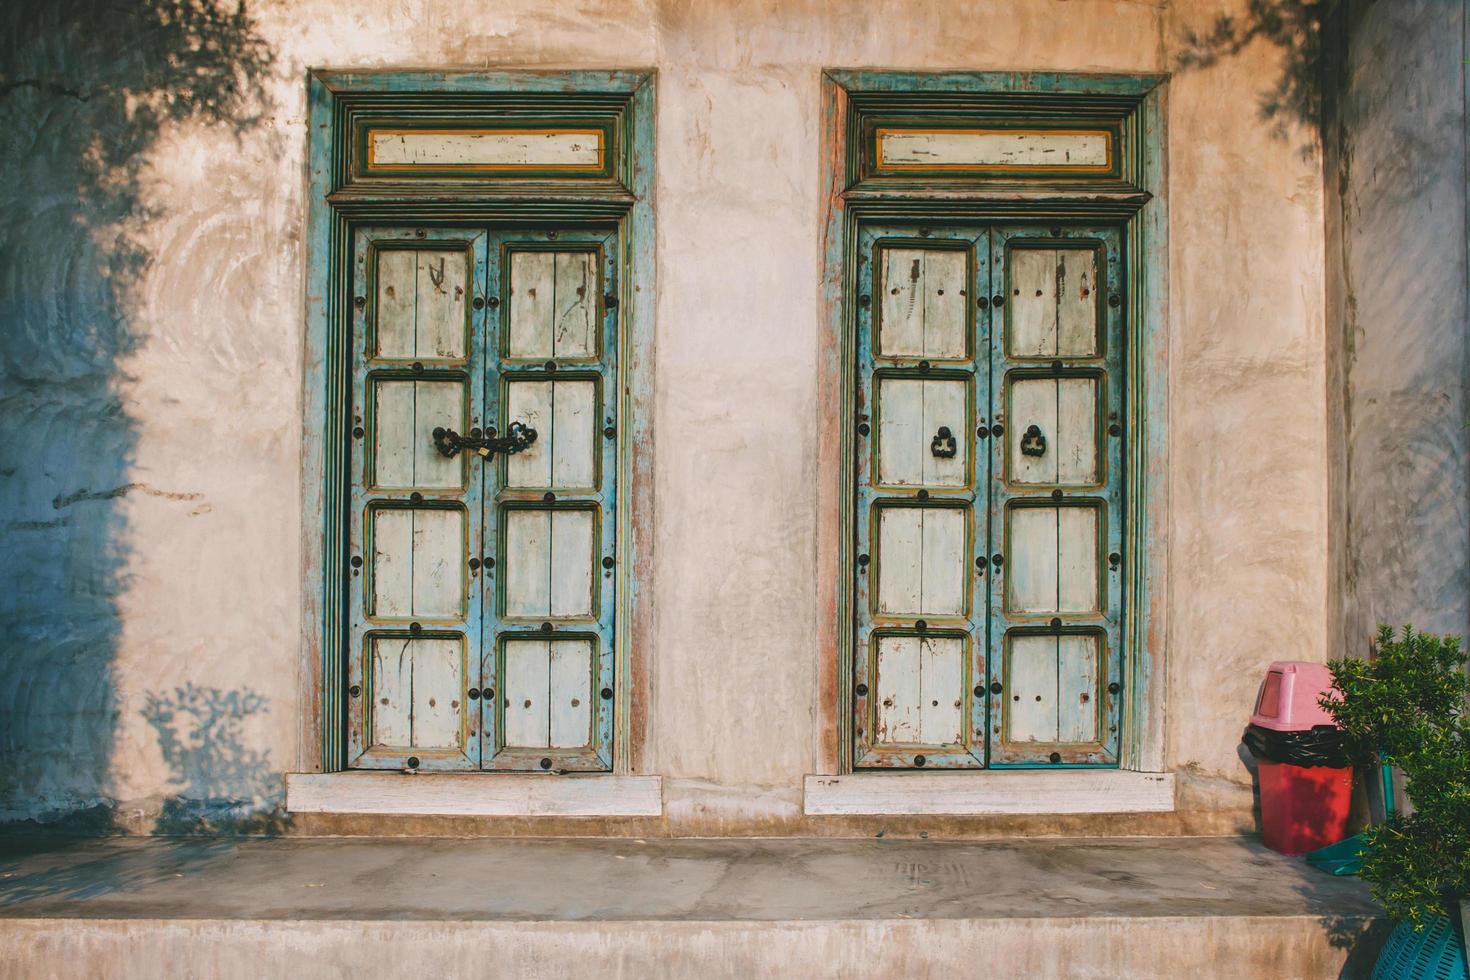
[0, 835, 1384, 978]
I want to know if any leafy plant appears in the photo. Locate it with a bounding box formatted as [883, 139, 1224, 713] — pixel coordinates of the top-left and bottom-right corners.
[1321, 625, 1470, 926]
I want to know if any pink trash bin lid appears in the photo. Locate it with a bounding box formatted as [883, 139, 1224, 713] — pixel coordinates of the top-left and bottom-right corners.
[1250, 661, 1340, 732]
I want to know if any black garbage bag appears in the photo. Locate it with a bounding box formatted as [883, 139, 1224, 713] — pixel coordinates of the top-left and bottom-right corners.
[1243, 723, 1350, 768]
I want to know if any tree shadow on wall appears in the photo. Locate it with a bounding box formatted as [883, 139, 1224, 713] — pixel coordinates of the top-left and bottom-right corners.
[141, 684, 288, 835]
[1175, 0, 1324, 157]
[0, 3, 272, 832]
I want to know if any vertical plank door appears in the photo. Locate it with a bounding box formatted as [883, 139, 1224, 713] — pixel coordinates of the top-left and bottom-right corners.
[853, 227, 988, 769]
[347, 228, 487, 771]
[987, 228, 1125, 767]
[484, 232, 618, 771]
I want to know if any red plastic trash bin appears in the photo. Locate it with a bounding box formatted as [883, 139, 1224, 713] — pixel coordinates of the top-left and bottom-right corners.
[1246, 662, 1354, 856]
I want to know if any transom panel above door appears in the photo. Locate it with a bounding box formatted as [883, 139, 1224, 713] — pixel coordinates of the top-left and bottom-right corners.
[852, 223, 1125, 770]
[347, 225, 618, 773]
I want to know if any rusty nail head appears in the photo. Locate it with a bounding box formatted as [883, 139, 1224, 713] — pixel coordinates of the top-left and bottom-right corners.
[600, 687, 613, 699]
[410, 621, 422, 633]
[488, 296, 500, 308]
[855, 682, 868, 697]
[541, 621, 553, 633]
[857, 553, 870, 566]
[349, 684, 361, 698]
[602, 556, 615, 569]
[540, 758, 553, 769]
[858, 422, 870, 436]
[350, 556, 363, 568]
[352, 426, 364, 439]
[1049, 752, 1062, 764]
[407, 755, 420, 768]
[914, 754, 927, 766]
[1050, 617, 1062, 629]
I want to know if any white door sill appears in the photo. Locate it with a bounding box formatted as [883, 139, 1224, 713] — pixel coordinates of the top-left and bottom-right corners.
[285, 772, 662, 817]
[804, 769, 1175, 815]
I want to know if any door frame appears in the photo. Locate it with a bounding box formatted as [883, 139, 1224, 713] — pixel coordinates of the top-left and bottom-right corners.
[815, 70, 1170, 775]
[298, 70, 657, 775]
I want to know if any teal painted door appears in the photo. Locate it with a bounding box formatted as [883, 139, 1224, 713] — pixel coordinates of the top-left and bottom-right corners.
[853, 223, 1124, 769]
[347, 225, 618, 772]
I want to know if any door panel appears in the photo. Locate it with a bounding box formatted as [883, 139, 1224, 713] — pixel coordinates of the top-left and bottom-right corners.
[1005, 245, 1100, 359]
[374, 246, 472, 361]
[506, 249, 599, 360]
[371, 378, 467, 490]
[875, 377, 970, 487]
[874, 634, 966, 748]
[1000, 631, 1104, 753]
[368, 635, 470, 751]
[349, 228, 486, 771]
[853, 222, 1124, 771]
[878, 246, 970, 359]
[854, 227, 988, 770]
[368, 505, 467, 619]
[1008, 375, 1100, 486]
[501, 638, 596, 751]
[503, 378, 600, 490]
[874, 505, 968, 617]
[484, 229, 617, 772]
[987, 227, 1123, 767]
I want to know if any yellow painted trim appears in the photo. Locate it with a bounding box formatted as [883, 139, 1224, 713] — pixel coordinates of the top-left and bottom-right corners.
[874, 127, 1114, 174]
[365, 127, 608, 173]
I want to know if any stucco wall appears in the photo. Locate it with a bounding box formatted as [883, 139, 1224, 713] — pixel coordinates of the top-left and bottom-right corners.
[1, 0, 1334, 833]
[1323, 0, 1470, 659]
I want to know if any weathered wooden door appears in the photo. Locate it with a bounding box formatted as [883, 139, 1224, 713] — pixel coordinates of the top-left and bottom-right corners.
[347, 225, 617, 772]
[853, 223, 1124, 769]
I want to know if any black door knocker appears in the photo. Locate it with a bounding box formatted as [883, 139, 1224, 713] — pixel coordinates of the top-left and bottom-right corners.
[432, 421, 538, 460]
[1020, 424, 1047, 457]
[930, 426, 958, 459]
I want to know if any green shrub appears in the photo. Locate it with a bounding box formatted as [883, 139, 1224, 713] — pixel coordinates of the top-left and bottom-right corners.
[1322, 625, 1470, 925]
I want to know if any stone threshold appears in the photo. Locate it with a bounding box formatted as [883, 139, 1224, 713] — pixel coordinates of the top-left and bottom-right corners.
[0, 835, 1385, 978]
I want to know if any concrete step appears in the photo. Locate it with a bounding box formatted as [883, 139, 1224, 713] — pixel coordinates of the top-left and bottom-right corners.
[0, 835, 1384, 979]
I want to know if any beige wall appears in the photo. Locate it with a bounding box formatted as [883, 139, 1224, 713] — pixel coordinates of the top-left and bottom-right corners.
[1, 0, 1329, 834]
